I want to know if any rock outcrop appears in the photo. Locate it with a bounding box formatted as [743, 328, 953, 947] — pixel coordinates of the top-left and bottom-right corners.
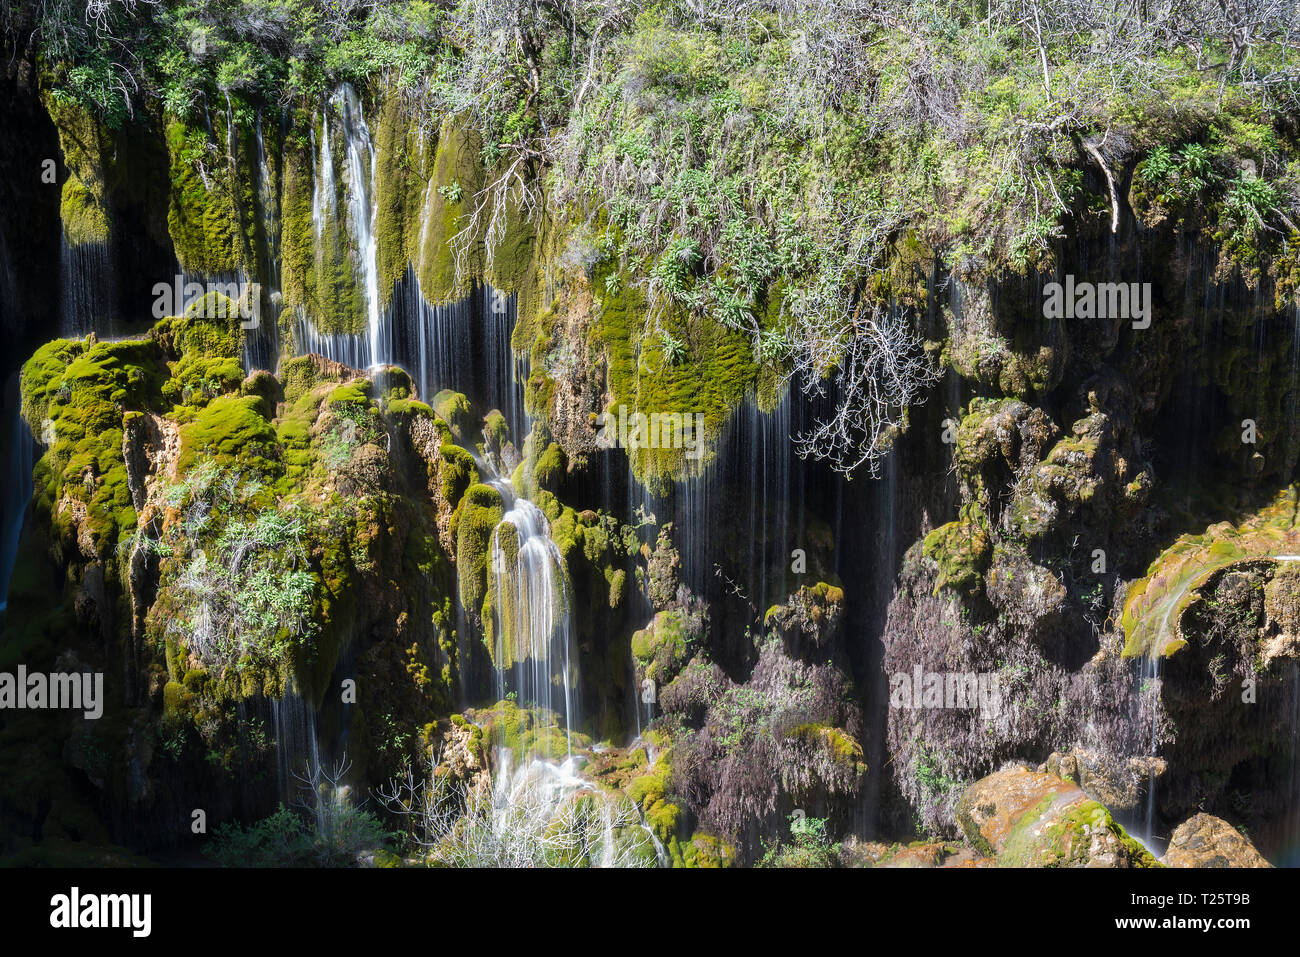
[955, 766, 1158, 867]
[1162, 814, 1271, 868]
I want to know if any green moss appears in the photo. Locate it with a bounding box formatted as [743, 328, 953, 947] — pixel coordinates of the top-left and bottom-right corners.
[279, 354, 325, 405]
[786, 723, 868, 775]
[1122, 488, 1300, 657]
[386, 397, 432, 418]
[165, 119, 247, 275]
[593, 253, 758, 490]
[1001, 795, 1159, 867]
[630, 609, 696, 683]
[533, 441, 567, 489]
[482, 409, 510, 453]
[454, 483, 505, 622]
[475, 699, 588, 763]
[178, 393, 280, 475]
[43, 93, 111, 246]
[432, 390, 474, 440]
[411, 119, 485, 305]
[922, 503, 991, 595]
[438, 443, 478, 509]
[21, 336, 167, 555]
[327, 381, 373, 409]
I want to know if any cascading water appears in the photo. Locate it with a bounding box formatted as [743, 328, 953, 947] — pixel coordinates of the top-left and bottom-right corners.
[618, 385, 820, 740]
[0, 401, 33, 613]
[244, 110, 282, 374]
[300, 84, 384, 368]
[625, 387, 801, 602]
[1137, 653, 1163, 852]
[473, 447, 664, 866]
[60, 239, 115, 337]
[270, 683, 321, 803]
[334, 85, 382, 365]
[482, 285, 529, 442]
[482, 449, 576, 752]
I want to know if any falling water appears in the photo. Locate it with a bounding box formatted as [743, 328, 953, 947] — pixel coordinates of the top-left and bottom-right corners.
[624, 387, 799, 602]
[482, 449, 577, 756]
[333, 85, 382, 365]
[270, 683, 321, 803]
[1140, 654, 1162, 848]
[60, 239, 115, 337]
[293, 307, 373, 371]
[482, 285, 528, 442]
[255, 113, 281, 291]
[304, 84, 384, 367]
[0, 402, 33, 613]
[244, 112, 283, 374]
[488, 747, 664, 867]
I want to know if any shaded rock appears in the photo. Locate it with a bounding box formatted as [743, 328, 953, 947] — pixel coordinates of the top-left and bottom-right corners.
[1038, 748, 1165, 818]
[765, 581, 846, 652]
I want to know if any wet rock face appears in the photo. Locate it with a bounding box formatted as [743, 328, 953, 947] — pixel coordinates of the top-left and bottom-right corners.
[1162, 813, 1271, 868]
[880, 541, 1144, 838]
[1038, 748, 1164, 819]
[955, 765, 1157, 867]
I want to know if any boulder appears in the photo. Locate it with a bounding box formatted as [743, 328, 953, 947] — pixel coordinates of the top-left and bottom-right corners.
[1162, 813, 1271, 868]
[956, 765, 1158, 867]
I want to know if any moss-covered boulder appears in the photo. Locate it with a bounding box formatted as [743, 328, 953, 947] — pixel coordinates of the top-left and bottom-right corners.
[1122, 487, 1300, 658]
[955, 766, 1158, 867]
[922, 503, 991, 595]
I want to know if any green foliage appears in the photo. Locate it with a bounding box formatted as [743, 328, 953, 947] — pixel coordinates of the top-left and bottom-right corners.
[151, 461, 320, 670]
[204, 801, 392, 867]
[758, 812, 842, 868]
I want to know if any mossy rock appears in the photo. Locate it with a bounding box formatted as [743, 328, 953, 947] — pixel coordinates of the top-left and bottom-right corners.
[43, 93, 111, 246]
[956, 766, 1158, 867]
[178, 393, 280, 475]
[454, 483, 505, 620]
[1122, 487, 1300, 658]
[593, 253, 758, 489]
[432, 390, 474, 440]
[21, 335, 167, 554]
[922, 503, 992, 595]
[631, 609, 700, 685]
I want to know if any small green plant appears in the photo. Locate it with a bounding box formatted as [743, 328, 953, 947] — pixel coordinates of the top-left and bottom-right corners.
[758, 812, 842, 868]
[658, 329, 686, 365]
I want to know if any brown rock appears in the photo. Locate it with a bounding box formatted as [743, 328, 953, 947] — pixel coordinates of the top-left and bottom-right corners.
[1162, 813, 1271, 868]
[956, 765, 1157, 867]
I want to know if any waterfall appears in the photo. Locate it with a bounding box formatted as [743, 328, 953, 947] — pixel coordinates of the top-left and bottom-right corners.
[60, 239, 115, 337]
[470, 444, 667, 865]
[306, 84, 383, 367]
[270, 683, 321, 804]
[483, 451, 577, 756]
[625, 387, 799, 602]
[1138, 654, 1162, 851]
[482, 285, 528, 442]
[255, 113, 281, 292]
[334, 85, 382, 366]
[293, 307, 372, 371]
[245, 111, 283, 374]
[310, 120, 332, 251]
[0, 402, 33, 613]
[487, 747, 661, 867]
